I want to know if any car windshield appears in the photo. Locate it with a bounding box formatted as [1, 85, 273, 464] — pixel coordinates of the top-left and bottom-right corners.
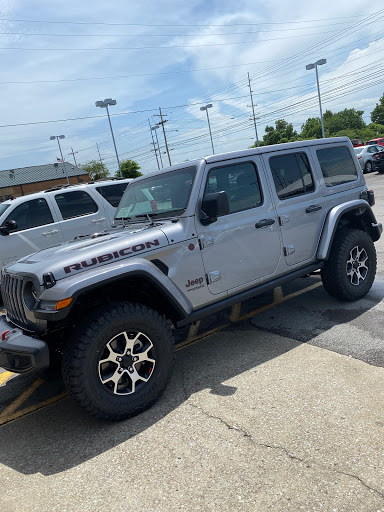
[0, 203, 10, 217]
[353, 147, 363, 154]
[115, 166, 197, 220]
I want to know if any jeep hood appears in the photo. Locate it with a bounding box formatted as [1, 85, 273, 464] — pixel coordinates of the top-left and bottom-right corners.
[5, 225, 169, 282]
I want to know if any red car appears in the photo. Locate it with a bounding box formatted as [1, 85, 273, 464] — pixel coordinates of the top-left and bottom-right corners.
[366, 137, 384, 147]
[351, 138, 365, 147]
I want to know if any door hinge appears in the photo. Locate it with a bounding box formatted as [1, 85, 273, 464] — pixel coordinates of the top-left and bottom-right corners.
[279, 215, 290, 226]
[284, 245, 295, 256]
[207, 270, 221, 284]
[199, 235, 214, 249]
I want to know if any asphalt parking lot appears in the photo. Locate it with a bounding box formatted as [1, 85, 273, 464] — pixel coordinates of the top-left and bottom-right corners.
[0, 172, 383, 511]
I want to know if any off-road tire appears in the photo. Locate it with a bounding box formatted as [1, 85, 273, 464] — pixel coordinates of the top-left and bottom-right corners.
[321, 228, 376, 301]
[62, 302, 175, 421]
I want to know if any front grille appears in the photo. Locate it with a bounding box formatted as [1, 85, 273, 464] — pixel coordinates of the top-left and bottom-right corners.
[1, 271, 28, 327]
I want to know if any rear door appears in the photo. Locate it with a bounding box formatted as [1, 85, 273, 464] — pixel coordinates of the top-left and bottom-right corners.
[51, 189, 109, 240]
[263, 148, 327, 266]
[197, 157, 282, 295]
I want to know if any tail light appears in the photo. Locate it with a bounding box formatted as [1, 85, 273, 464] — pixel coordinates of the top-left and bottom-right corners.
[150, 200, 158, 211]
[357, 155, 362, 159]
[368, 190, 375, 207]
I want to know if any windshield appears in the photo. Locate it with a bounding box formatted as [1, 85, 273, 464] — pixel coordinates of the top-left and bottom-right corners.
[115, 166, 197, 220]
[0, 203, 10, 217]
[353, 147, 363, 154]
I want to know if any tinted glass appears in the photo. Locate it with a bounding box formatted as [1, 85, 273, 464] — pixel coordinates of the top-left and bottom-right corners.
[316, 147, 358, 187]
[95, 182, 129, 207]
[0, 203, 10, 217]
[270, 152, 315, 200]
[204, 162, 262, 214]
[116, 167, 196, 219]
[55, 191, 98, 220]
[4, 198, 53, 231]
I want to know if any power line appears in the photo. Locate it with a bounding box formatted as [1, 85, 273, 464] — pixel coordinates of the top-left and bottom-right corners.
[0, 14, 370, 27]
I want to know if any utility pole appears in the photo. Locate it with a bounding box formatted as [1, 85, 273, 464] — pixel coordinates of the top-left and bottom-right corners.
[68, 147, 78, 167]
[96, 143, 103, 165]
[149, 120, 160, 170]
[247, 72, 260, 147]
[152, 125, 163, 169]
[156, 107, 172, 166]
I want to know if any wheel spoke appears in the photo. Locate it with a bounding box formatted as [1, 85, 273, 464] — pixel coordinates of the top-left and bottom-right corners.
[123, 331, 142, 354]
[100, 367, 122, 392]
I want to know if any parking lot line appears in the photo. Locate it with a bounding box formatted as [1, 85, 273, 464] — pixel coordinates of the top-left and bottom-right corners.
[0, 378, 44, 423]
[0, 390, 68, 427]
[0, 371, 14, 386]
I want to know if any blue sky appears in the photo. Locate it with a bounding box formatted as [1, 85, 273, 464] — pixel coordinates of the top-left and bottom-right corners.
[0, 0, 383, 174]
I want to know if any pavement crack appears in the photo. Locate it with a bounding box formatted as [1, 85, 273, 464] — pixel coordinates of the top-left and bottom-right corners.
[328, 468, 384, 500]
[188, 403, 384, 500]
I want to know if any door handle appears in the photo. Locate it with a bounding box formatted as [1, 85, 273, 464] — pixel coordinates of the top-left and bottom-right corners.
[255, 218, 275, 229]
[42, 230, 59, 236]
[92, 218, 106, 223]
[306, 205, 322, 213]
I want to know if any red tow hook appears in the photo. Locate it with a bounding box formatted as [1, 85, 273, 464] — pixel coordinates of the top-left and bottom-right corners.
[1, 330, 10, 341]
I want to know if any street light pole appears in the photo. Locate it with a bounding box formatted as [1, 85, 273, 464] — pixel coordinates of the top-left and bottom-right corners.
[50, 135, 69, 184]
[95, 98, 122, 177]
[200, 104, 214, 154]
[306, 59, 327, 138]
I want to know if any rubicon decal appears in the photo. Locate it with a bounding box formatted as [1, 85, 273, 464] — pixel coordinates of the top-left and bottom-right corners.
[64, 239, 160, 274]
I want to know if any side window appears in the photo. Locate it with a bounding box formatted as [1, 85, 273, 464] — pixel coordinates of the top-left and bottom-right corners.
[95, 183, 129, 207]
[5, 198, 53, 231]
[204, 162, 262, 215]
[316, 146, 358, 187]
[55, 191, 98, 220]
[269, 152, 315, 200]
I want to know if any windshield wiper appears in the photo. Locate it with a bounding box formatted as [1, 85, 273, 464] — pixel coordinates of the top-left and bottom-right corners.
[135, 212, 180, 223]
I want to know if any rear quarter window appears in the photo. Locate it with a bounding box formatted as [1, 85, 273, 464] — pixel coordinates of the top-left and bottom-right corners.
[95, 183, 129, 207]
[316, 146, 358, 187]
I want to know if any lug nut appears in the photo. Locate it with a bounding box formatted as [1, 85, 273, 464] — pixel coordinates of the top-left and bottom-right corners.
[116, 356, 122, 362]
[128, 366, 134, 373]
[118, 368, 123, 374]
[126, 350, 131, 355]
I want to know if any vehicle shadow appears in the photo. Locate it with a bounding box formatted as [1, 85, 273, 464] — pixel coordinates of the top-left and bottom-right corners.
[0, 277, 382, 475]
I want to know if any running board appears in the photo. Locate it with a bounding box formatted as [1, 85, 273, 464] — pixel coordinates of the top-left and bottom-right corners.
[176, 262, 323, 328]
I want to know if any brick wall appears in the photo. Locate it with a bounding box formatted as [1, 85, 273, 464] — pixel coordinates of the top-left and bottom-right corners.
[0, 175, 90, 200]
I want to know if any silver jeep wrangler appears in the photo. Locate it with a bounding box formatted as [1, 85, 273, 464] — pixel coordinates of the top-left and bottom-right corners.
[0, 137, 382, 420]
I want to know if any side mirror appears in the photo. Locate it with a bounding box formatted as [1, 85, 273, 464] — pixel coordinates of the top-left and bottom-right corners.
[0, 220, 18, 235]
[200, 191, 230, 225]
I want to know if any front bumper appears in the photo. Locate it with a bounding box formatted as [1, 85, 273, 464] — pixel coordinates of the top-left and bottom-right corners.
[0, 314, 49, 373]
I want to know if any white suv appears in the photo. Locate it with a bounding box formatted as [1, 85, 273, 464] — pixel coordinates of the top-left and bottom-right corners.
[0, 179, 132, 276]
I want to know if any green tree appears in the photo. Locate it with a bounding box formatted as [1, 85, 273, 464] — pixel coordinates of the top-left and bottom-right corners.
[255, 119, 298, 146]
[115, 159, 143, 179]
[371, 93, 384, 125]
[81, 160, 110, 180]
[300, 117, 322, 139]
[324, 108, 365, 135]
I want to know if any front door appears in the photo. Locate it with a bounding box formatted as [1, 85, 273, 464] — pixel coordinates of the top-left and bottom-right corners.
[197, 158, 282, 295]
